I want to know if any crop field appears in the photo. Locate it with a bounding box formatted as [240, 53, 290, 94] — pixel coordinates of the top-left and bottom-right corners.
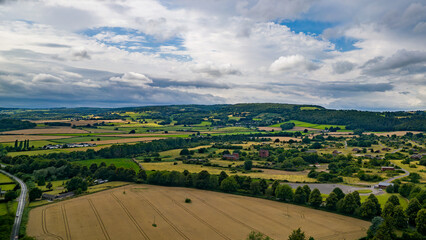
[2, 127, 88, 134]
[27, 185, 369, 240]
[270, 120, 346, 130]
[74, 158, 140, 171]
[0, 135, 73, 142]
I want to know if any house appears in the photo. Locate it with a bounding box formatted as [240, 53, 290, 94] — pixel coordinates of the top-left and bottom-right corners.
[42, 192, 74, 201]
[259, 149, 269, 158]
[94, 179, 109, 184]
[332, 150, 342, 156]
[381, 166, 395, 171]
[376, 182, 393, 189]
[223, 153, 239, 160]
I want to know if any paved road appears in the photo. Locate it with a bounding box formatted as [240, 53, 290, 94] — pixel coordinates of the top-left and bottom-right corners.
[0, 169, 27, 240]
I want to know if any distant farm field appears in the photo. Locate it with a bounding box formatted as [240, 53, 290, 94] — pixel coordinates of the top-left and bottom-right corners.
[2, 127, 88, 134]
[0, 135, 72, 142]
[27, 185, 369, 240]
[74, 158, 140, 171]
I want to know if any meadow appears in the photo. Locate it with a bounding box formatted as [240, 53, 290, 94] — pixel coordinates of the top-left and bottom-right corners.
[74, 158, 140, 172]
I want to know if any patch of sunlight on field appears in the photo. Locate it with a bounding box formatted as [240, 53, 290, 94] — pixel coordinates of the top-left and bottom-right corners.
[300, 107, 321, 110]
[269, 120, 346, 130]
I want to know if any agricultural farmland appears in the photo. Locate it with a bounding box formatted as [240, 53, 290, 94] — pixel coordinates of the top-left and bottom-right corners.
[27, 184, 370, 240]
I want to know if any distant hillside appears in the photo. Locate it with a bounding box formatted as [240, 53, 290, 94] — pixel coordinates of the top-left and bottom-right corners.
[0, 103, 424, 131]
[0, 119, 37, 132]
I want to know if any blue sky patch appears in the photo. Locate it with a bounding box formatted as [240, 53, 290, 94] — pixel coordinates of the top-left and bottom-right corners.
[280, 19, 335, 36]
[80, 27, 191, 61]
[329, 37, 360, 52]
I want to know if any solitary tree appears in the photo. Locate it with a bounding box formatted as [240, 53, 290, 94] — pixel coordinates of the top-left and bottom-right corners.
[46, 182, 53, 190]
[275, 184, 294, 202]
[288, 228, 306, 240]
[29, 188, 42, 202]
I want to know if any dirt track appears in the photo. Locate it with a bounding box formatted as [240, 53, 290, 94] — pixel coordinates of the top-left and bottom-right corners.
[27, 184, 369, 240]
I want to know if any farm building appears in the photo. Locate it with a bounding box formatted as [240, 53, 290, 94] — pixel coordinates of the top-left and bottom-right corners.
[259, 149, 269, 158]
[376, 182, 393, 189]
[223, 153, 239, 160]
[381, 166, 395, 171]
[42, 192, 75, 201]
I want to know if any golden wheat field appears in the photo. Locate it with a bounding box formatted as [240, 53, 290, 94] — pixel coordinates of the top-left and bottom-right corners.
[27, 185, 369, 240]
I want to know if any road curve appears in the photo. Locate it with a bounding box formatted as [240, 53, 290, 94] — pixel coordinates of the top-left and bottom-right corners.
[0, 169, 27, 240]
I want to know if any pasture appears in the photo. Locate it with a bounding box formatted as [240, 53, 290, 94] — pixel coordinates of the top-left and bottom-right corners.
[27, 185, 369, 240]
[74, 158, 140, 171]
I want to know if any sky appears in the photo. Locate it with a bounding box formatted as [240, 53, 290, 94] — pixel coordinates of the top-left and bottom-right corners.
[0, 0, 425, 111]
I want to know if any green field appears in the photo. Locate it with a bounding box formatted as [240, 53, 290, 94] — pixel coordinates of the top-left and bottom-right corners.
[51, 136, 124, 144]
[0, 201, 17, 216]
[300, 107, 320, 110]
[0, 184, 16, 191]
[2, 140, 57, 148]
[73, 158, 140, 171]
[360, 193, 409, 209]
[0, 173, 13, 184]
[270, 120, 346, 130]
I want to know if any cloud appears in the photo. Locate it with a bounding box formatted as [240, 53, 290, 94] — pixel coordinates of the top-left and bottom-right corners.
[72, 49, 91, 60]
[191, 63, 241, 77]
[362, 49, 426, 75]
[32, 73, 63, 83]
[333, 61, 355, 74]
[269, 55, 319, 72]
[109, 72, 153, 87]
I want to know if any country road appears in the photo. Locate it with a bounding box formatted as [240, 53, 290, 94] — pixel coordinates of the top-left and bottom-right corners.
[0, 168, 27, 240]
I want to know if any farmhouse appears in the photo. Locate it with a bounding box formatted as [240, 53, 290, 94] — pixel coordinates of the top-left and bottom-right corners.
[259, 149, 269, 158]
[332, 150, 342, 156]
[376, 182, 393, 189]
[223, 153, 239, 160]
[381, 166, 395, 171]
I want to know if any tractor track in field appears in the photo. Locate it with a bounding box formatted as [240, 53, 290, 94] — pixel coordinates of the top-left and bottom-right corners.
[41, 207, 63, 240]
[185, 191, 264, 234]
[159, 191, 231, 240]
[60, 205, 72, 240]
[88, 199, 111, 240]
[136, 191, 189, 240]
[110, 193, 150, 240]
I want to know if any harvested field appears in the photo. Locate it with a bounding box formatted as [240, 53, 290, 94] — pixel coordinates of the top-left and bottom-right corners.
[367, 131, 423, 136]
[84, 137, 165, 145]
[266, 136, 301, 142]
[257, 127, 281, 131]
[27, 185, 369, 240]
[292, 126, 320, 131]
[0, 134, 72, 142]
[2, 127, 88, 134]
[70, 119, 128, 126]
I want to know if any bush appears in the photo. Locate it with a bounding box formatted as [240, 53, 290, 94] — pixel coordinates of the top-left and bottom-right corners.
[185, 198, 191, 203]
